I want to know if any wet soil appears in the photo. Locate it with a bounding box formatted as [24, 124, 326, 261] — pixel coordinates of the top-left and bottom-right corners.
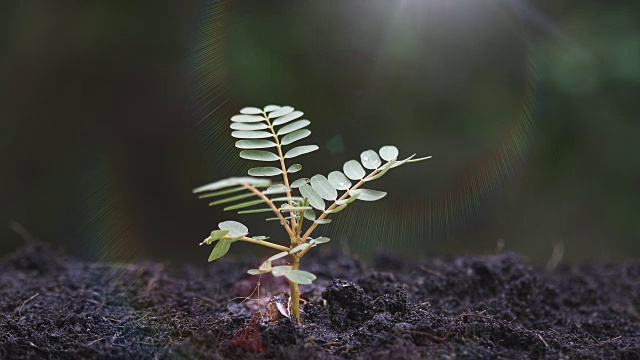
[1, 244, 639, 359]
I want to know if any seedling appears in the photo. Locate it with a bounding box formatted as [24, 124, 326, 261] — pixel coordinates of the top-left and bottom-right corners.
[193, 105, 430, 324]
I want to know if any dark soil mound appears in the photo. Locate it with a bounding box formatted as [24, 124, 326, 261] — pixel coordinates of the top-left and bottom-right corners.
[1, 244, 638, 359]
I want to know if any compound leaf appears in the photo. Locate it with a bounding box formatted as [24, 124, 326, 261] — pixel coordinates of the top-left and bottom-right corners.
[284, 145, 318, 159]
[248, 167, 282, 177]
[277, 120, 310, 135]
[343, 160, 365, 180]
[281, 129, 311, 146]
[310, 175, 337, 201]
[231, 115, 264, 123]
[240, 150, 280, 162]
[284, 270, 317, 285]
[327, 171, 351, 190]
[230, 122, 269, 131]
[349, 189, 387, 201]
[218, 220, 248, 237]
[287, 164, 302, 173]
[235, 139, 277, 149]
[240, 107, 263, 115]
[379, 145, 399, 161]
[272, 111, 304, 126]
[232, 130, 273, 139]
[208, 240, 231, 262]
[269, 106, 294, 118]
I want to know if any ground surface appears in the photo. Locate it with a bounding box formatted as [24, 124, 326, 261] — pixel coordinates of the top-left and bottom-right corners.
[0, 244, 639, 359]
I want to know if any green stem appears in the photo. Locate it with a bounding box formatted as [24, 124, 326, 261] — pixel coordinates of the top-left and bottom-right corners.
[289, 255, 302, 324]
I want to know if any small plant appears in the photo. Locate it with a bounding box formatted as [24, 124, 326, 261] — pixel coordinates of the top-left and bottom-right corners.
[193, 105, 430, 324]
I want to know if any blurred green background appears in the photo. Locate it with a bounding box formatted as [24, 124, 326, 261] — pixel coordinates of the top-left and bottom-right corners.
[1, 0, 638, 265]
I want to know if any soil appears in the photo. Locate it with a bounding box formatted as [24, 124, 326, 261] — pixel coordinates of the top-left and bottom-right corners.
[1, 244, 639, 359]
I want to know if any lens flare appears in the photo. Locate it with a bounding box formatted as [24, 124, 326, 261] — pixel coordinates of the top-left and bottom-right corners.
[187, 1, 540, 258]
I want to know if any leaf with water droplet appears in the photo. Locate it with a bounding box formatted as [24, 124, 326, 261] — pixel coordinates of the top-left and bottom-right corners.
[328, 171, 351, 190]
[360, 150, 381, 169]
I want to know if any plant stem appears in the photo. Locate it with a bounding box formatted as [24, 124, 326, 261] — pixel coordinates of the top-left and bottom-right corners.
[263, 112, 298, 233]
[234, 236, 290, 252]
[239, 182, 295, 238]
[289, 255, 302, 324]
